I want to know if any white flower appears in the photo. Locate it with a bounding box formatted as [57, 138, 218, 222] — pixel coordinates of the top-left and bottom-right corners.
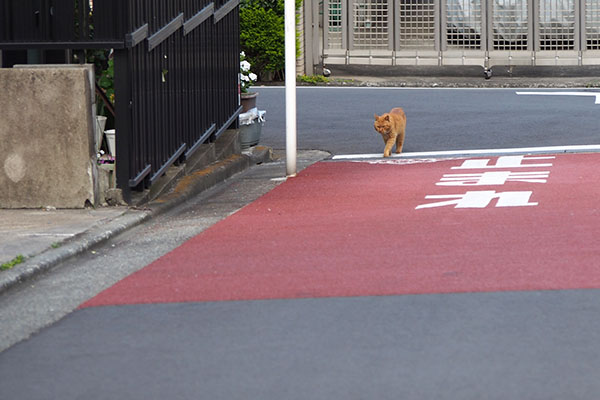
[240, 52, 256, 93]
[240, 60, 251, 72]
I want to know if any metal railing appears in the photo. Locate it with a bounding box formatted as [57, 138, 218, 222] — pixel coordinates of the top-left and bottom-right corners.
[322, 0, 600, 70]
[0, 0, 241, 203]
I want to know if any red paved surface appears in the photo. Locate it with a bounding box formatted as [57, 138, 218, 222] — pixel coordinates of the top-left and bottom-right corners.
[82, 153, 600, 307]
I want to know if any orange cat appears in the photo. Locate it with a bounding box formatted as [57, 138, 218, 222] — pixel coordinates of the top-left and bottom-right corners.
[373, 107, 407, 157]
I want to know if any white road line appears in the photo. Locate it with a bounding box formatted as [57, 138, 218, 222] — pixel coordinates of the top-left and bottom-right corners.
[257, 86, 548, 91]
[331, 144, 600, 160]
[516, 91, 600, 104]
[16, 233, 76, 237]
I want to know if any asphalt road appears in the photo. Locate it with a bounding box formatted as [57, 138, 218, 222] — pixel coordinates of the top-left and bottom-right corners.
[256, 87, 600, 154]
[3, 151, 600, 399]
[2, 87, 600, 399]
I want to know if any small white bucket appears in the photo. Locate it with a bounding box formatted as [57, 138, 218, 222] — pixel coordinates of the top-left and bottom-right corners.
[95, 116, 107, 152]
[105, 129, 116, 157]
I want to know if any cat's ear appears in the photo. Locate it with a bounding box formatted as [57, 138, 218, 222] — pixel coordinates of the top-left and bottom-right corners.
[384, 115, 390, 121]
[374, 113, 379, 119]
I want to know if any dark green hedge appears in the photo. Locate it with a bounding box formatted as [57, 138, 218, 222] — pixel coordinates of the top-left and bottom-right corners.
[240, 0, 302, 81]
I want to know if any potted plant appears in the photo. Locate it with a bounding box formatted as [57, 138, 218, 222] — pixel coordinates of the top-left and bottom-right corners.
[240, 51, 258, 112]
[239, 52, 265, 148]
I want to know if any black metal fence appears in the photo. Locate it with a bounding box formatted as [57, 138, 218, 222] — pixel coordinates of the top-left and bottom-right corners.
[0, 0, 241, 203]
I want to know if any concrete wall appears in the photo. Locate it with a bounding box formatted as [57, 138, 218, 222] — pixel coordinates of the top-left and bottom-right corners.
[0, 66, 97, 208]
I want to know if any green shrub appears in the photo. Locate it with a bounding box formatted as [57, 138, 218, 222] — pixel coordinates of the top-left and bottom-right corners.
[1, 255, 24, 271]
[240, 0, 302, 81]
[298, 74, 329, 84]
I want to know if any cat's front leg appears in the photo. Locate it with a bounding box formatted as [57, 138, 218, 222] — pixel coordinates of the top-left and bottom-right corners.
[383, 137, 395, 157]
[395, 130, 406, 154]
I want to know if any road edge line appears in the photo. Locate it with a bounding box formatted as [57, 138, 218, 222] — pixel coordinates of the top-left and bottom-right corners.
[331, 144, 600, 160]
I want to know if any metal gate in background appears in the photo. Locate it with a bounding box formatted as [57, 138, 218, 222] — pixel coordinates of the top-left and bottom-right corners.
[322, 0, 600, 70]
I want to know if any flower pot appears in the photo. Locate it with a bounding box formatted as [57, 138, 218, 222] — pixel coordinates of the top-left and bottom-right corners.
[239, 109, 266, 148]
[105, 129, 116, 157]
[239, 120, 263, 148]
[240, 92, 258, 112]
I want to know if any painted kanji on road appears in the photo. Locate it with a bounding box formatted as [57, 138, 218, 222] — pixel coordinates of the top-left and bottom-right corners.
[417, 155, 554, 209]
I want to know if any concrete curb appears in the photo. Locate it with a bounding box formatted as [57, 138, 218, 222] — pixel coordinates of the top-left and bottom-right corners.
[0, 146, 272, 295]
[319, 65, 600, 88]
[147, 148, 271, 215]
[295, 76, 600, 89]
[288, 65, 600, 88]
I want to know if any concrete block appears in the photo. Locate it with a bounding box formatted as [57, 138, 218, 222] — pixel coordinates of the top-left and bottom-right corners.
[97, 164, 116, 206]
[14, 64, 103, 156]
[0, 67, 97, 208]
[13, 64, 96, 106]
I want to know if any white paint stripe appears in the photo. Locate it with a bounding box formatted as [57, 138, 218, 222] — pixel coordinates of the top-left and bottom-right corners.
[257, 86, 561, 91]
[16, 233, 75, 237]
[516, 91, 600, 104]
[331, 144, 600, 160]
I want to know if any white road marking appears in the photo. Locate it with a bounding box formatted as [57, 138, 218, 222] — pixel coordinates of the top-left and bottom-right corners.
[516, 91, 600, 104]
[331, 144, 600, 160]
[257, 86, 549, 91]
[16, 233, 75, 237]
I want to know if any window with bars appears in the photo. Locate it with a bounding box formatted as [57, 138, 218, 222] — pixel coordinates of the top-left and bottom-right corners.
[587, 0, 600, 49]
[492, 0, 529, 50]
[352, 0, 390, 48]
[327, 0, 344, 49]
[446, 0, 482, 49]
[398, 0, 437, 49]
[323, 0, 600, 55]
[539, 0, 575, 50]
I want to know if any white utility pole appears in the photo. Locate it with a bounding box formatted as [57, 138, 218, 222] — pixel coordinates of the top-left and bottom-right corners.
[284, 0, 297, 177]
